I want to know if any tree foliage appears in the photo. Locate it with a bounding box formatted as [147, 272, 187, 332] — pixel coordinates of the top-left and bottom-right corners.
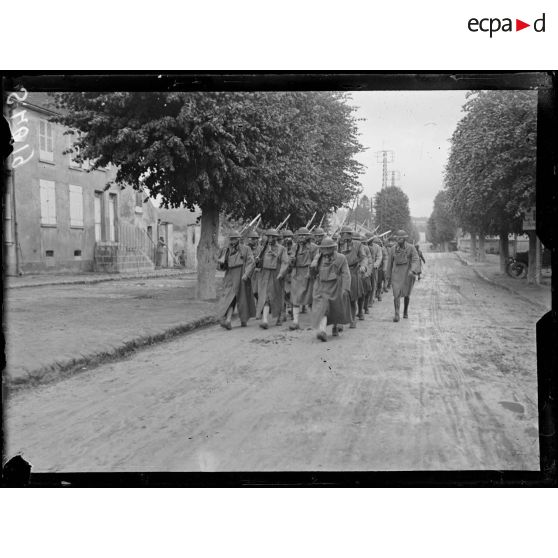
[53, 91, 365, 228]
[426, 190, 457, 245]
[374, 186, 411, 235]
[444, 90, 537, 235]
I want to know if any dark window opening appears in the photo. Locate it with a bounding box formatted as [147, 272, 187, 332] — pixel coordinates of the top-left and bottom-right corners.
[46, 250, 54, 257]
[74, 250, 82, 257]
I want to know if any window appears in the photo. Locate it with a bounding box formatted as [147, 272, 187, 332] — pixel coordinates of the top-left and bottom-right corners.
[39, 119, 54, 162]
[39, 179, 56, 225]
[69, 185, 84, 227]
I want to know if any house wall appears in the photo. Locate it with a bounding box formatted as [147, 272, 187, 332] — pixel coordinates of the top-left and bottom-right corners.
[172, 224, 200, 270]
[6, 99, 158, 275]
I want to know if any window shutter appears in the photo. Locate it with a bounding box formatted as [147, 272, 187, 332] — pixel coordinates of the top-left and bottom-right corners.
[40, 180, 56, 225]
[39, 120, 46, 151]
[69, 185, 83, 227]
[46, 122, 53, 152]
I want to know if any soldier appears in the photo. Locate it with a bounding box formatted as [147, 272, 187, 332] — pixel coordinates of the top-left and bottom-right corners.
[245, 229, 261, 302]
[338, 226, 367, 327]
[289, 227, 319, 330]
[281, 229, 295, 320]
[216, 230, 256, 329]
[385, 230, 420, 322]
[415, 242, 426, 280]
[310, 236, 351, 341]
[255, 228, 290, 329]
[374, 236, 388, 301]
[354, 233, 372, 317]
[313, 227, 326, 246]
[367, 235, 383, 306]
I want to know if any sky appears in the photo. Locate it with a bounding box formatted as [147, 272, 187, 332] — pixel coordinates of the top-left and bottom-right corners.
[349, 91, 469, 218]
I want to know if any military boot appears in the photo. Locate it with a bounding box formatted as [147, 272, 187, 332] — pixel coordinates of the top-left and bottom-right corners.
[403, 296, 410, 319]
[393, 298, 400, 322]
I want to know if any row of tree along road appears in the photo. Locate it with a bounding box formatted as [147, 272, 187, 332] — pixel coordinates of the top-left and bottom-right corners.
[427, 90, 543, 283]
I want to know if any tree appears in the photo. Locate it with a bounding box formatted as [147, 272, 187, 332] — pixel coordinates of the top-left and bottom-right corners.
[444, 90, 537, 271]
[374, 186, 411, 236]
[54, 92, 365, 298]
[346, 194, 374, 230]
[406, 220, 421, 245]
[426, 190, 457, 250]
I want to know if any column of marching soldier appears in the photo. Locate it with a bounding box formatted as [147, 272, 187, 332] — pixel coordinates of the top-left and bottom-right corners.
[217, 223, 423, 342]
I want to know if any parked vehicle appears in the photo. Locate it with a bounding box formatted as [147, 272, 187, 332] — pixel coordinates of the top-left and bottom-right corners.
[506, 249, 551, 278]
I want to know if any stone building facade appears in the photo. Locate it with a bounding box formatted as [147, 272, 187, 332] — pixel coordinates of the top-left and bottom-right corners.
[4, 91, 164, 275]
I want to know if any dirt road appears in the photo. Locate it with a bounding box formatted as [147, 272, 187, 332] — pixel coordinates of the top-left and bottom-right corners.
[5, 253, 541, 471]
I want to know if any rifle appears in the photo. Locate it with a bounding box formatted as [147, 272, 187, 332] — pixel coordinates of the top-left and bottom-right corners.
[378, 230, 392, 238]
[306, 211, 317, 229]
[276, 214, 291, 231]
[332, 212, 349, 237]
[309, 224, 317, 232]
[318, 214, 325, 229]
[240, 213, 261, 235]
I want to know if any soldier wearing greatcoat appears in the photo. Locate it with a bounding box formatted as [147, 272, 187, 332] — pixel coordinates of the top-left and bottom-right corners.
[281, 229, 295, 321]
[289, 227, 319, 330]
[386, 229, 420, 322]
[338, 226, 367, 328]
[415, 242, 426, 280]
[366, 235, 383, 307]
[245, 229, 261, 302]
[312, 227, 326, 246]
[353, 233, 372, 318]
[217, 230, 256, 329]
[255, 229, 290, 329]
[310, 236, 351, 341]
[373, 236, 387, 300]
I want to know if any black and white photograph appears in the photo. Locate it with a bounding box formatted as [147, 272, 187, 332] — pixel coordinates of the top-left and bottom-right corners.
[1, 74, 555, 481]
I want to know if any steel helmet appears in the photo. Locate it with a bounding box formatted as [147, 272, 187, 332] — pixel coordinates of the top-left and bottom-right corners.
[266, 228, 280, 237]
[296, 227, 311, 236]
[394, 229, 408, 239]
[340, 225, 353, 234]
[313, 227, 325, 236]
[319, 236, 337, 249]
[228, 230, 241, 239]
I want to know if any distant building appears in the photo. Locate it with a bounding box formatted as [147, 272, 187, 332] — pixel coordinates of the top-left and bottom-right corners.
[157, 207, 201, 270]
[4, 91, 166, 275]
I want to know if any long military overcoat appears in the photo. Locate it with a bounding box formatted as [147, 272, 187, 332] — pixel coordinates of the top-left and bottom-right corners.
[338, 239, 367, 301]
[256, 243, 290, 318]
[361, 243, 373, 296]
[217, 244, 256, 322]
[386, 242, 420, 298]
[311, 252, 352, 328]
[290, 241, 319, 306]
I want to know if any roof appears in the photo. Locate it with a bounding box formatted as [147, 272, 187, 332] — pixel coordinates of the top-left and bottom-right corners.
[157, 207, 201, 228]
[20, 92, 61, 115]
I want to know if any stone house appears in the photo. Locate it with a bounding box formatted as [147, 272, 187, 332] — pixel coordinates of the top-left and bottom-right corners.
[4, 91, 168, 275]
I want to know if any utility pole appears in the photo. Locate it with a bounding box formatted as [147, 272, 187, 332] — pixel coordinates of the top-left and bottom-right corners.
[376, 150, 394, 189]
[389, 170, 401, 188]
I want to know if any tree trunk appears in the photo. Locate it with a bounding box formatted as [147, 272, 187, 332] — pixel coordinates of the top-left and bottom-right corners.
[478, 232, 486, 262]
[527, 231, 536, 284]
[498, 229, 509, 274]
[196, 205, 220, 300]
[470, 232, 478, 260]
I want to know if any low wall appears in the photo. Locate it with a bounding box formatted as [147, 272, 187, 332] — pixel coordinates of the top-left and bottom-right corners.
[458, 237, 529, 255]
